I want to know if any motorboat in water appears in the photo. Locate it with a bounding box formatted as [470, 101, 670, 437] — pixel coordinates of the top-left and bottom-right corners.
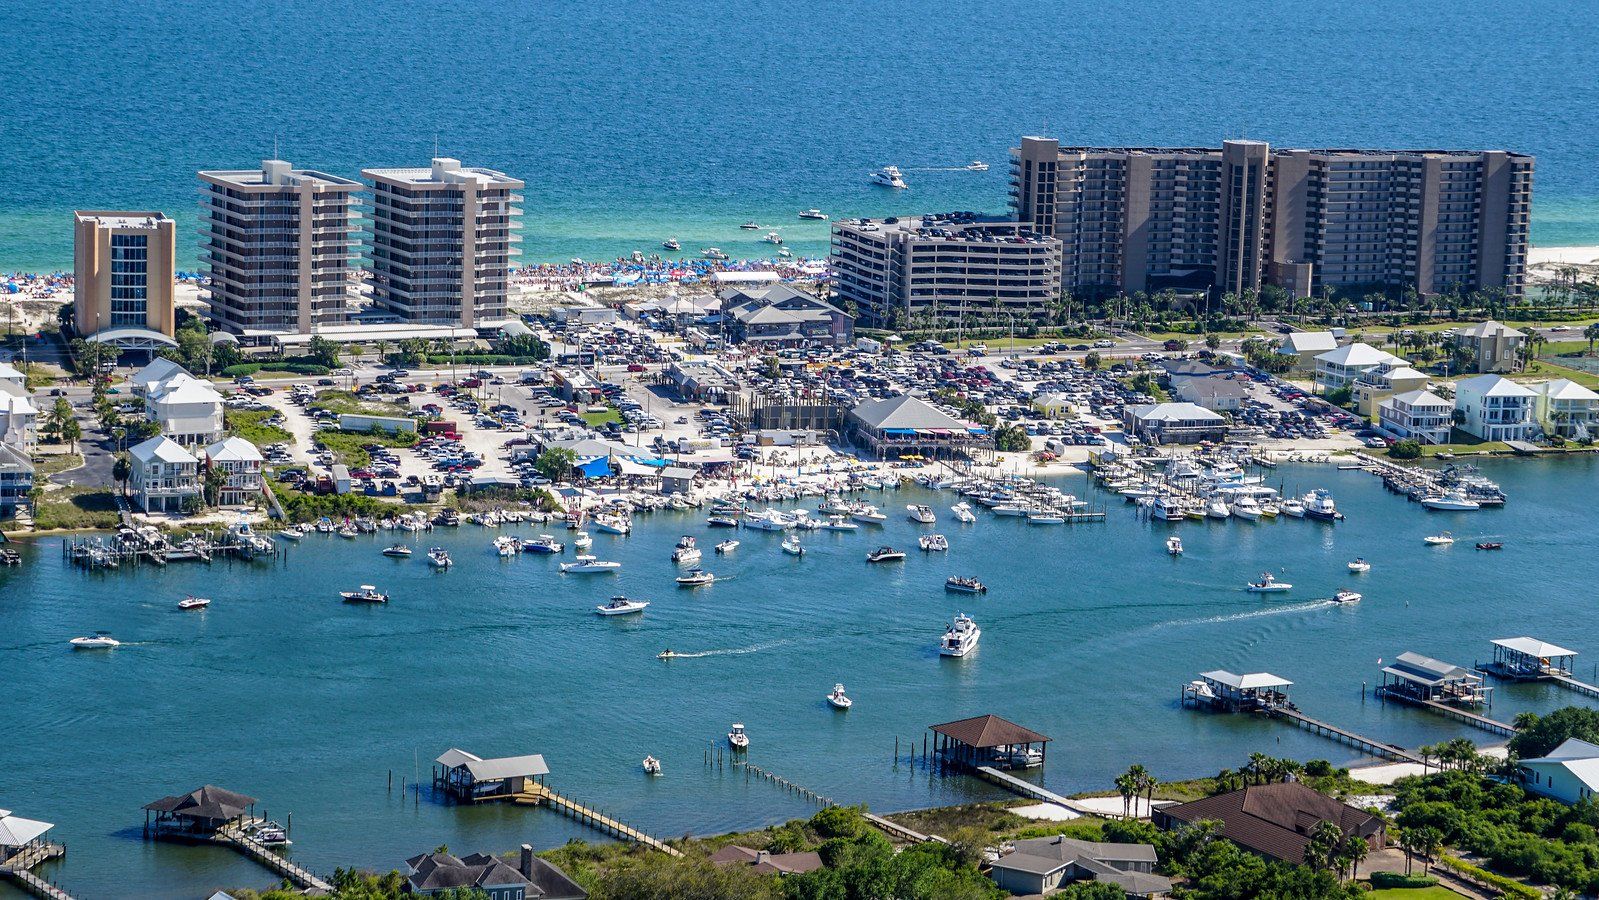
[918, 533, 949, 552]
[1027, 511, 1065, 525]
[740, 221, 761, 230]
[596, 596, 649, 616]
[966, 160, 989, 171]
[657, 649, 679, 660]
[1245, 573, 1292, 593]
[827, 684, 853, 710]
[493, 536, 519, 557]
[906, 504, 937, 524]
[341, 585, 389, 603]
[939, 613, 981, 657]
[1476, 541, 1504, 551]
[764, 231, 783, 245]
[671, 537, 702, 564]
[676, 568, 715, 586]
[945, 576, 987, 594]
[1424, 531, 1455, 546]
[382, 544, 412, 558]
[869, 165, 908, 189]
[1333, 589, 1363, 604]
[1206, 498, 1231, 520]
[70, 632, 120, 649]
[642, 755, 662, 775]
[715, 539, 740, 554]
[1167, 535, 1183, 555]
[592, 514, 631, 535]
[1348, 558, 1371, 573]
[850, 505, 888, 525]
[661, 238, 680, 251]
[1187, 679, 1217, 701]
[1004, 746, 1044, 769]
[867, 546, 905, 563]
[1302, 489, 1341, 521]
[781, 535, 805, 556]
[524, 534, 564, 554]
[821, 516, 858, 532]
[573, 531, 593, 550]
[1279, 499, 1306, 518]
[1421, 492, 1481, 511]
[798, 209, 828, 220]
[701, 247, 729, 260]
[178, 596, 211, 610]
[728, 723, 750, 750]
[1230, 496, 1263, 520]
[427, 548, 453, 569]
[561, 555, 622, 574]
[951, 503, 977, 524]
[707, 514, 740, 528]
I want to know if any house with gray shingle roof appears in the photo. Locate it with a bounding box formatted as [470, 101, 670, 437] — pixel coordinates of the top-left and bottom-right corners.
[988, 836, 1172, 897]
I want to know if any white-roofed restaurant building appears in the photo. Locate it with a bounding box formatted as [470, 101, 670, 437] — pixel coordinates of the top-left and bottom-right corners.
[129, 435, 201, 513]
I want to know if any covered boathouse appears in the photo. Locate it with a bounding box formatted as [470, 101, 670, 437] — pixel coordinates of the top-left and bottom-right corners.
[1182, 671, 1293, 712]
[1484, 637, 1577, 681]
[433, 749, 550, 802]
[143, 785, 258, 838]
[1378, 652, 1493, 706]
[929, 714, 1051, 772]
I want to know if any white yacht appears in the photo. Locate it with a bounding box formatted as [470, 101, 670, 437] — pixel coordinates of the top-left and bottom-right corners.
[951, 503, 977, 524]
[560, 555, 621, 574]
[781, 535, 805, 556]
[671, 537, 701, 564]
[763, 231, 783, 245]
[1279, 498, 1306, 518]
[991, 504, 1031, 517]
[939, 614, 981, 657]
[178, 596, 211, 610]
[661, 238, 680, 251]
[1333, 589, 1363, 604]
[918, 534, 949, 552]
[70, 632, 120, 649]
[745, 510, 793, 531]
[706, 513, 740, 528]
[524, 534, 564, 554]
[822, 516, 858, 532]
[592, 514, 631, 535]
[427, 548, 453, 569]
[1027, 511, 1065, 525]
[1245, 573, 1292, 593]
[676, 567, 715, 586]
[573, 531, 593, 550]
[1424, 531, 1456, 546]
[867, 546, 905, 563]
[850, 505, 888, 525]
[340, 585, 389, 603]
[1205, 498, 1231, 519]
[1166, 535, 1183, 555]
[728, 723, 750, 750]
[1347, 558, 1371, 573]
[798, 209, 828, 220]
[966, 160, 990, 171]
[715, 539, 740, 554]
[1421, 492, 1481, 511]
[596, 596, 650, 616]
[701, 247, 729, 260]
[827, 684, 853, 710]
[869, 165, 908, 189]
[382, 543, 413, 558]
[1302, 489, 1341, 521]
[493, 536, 519, 557]
[906, 504, 937, 524]
[1230, 496, 1263, 520]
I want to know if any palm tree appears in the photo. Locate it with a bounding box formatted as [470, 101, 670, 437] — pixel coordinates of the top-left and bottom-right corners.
[1246, 752, 1270, 785]
[1398, 828, 1417, 875]
[1141, 773, 1159, 817]
[1114, 773, 1138, 819]
[1586, 322, 1599, 355]
[1302, 820, 1343, 875]
[112, 453, 131, 498]
[1415, 826, 1444, 876]
[1340, 833, 1369, 882]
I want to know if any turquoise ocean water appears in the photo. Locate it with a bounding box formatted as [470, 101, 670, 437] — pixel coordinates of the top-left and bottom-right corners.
[4, 461, 1599, 897]
[1, 0, 1597, 274]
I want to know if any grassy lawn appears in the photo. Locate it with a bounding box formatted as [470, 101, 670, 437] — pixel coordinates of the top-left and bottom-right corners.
[309, 389, 410, 418]
[313, 428, 418, 467]
[31, 451, 84, 478]
[1367, 887, 1465, 899]
[1518, 357, 1599, 390]
[1132, 328, 1265, 343]
[225, 410, 293, 446]
[580, 407, 622, 427]
[29, 486, 121, 531]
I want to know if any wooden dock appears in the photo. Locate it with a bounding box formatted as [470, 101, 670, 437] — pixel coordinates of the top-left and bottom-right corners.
[1376, 687, 1520, 736]
[862, 812, 947, 845]
[216, 822, 331, 892]
[1551, 675, 1599, 699]
[973, 767, 1113, 819]
[0, 842, 74, 900]
[1268, 708, 1423, 764]
[515, 783, 683, 857]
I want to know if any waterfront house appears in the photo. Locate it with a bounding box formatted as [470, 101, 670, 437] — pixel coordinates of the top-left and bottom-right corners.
[203, 436, 264, 506]
[1153, 782, 1385, 864]
[710, 845, 825, 876]
[0, 808, 55, 867]
[432, 748, 549, 802]
[1122, 402, 1227, 445]
[718, 284, 853, 348]
[129, 436, 200, 513]
[846, 394, 993, 461]
[1276, 331, 1338, 373]
[142, 785, 257, 838]
[1377, 389, 1453, 445]
[403, 845, 584, 900]
[0, 443, 33, 520]
[1453, 374, 1536, 442]
[1450, 320, 1526, 373]
[1351, 362, 1430, 417]
[1518, 738, 1599, 806]
[1313, 343, 1403, 392]
[146, 374, 226, 447]
[0, 387, 37, 449]
[988, 836, 1171, 898]
[1530, 378, 1599, 439]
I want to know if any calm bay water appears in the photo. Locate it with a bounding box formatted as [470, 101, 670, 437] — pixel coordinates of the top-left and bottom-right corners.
[3, 460, 1598, 897]
[1, 0, 1598, 274]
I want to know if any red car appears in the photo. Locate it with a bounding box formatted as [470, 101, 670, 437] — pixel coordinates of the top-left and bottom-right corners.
[626, 363, 646, 373]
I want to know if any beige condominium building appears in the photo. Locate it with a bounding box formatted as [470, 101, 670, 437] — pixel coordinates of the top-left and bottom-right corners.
[361, 158, 523, 328]
[830, 213, 1062, 329]
[73, 211, 178, 351]
[1010, 136, 1532, 300]
[198, 160, 363, 341]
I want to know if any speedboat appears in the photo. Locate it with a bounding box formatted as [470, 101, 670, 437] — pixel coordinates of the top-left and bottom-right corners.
[869, 165, 908, 188]
[340, 585, 388, 603]
[850, 505, 888, 525]
[740, 221, 761, 230]
[1167, 535, 1183, 555]
[573, 531, 593, 550]
[781, 535, 805, 556]
[707, 514, 739, 528]
[524, 534, 564, 554]
[764, 231, 783, 245]
[1333, 589, 1363, 604]
[561, 555, 621, 574]
[992, 504, 1030, 517]
[1245, 573, 1292, 593]
[427, 548, 452, 569]
[596, 596, 649, 616]
[1187, 679, 1216, 701]
[1205, 498, 1231, 520]
[70, 632, 120, 649]
[1279, 499, 1306, 518]
[798, 209, 828, 220]
[1421, 492, 1481, 511]
[918, 534, 949, 552]
[778, 247, 792, 258]
[676, 568, 714, 586]
[275, 528, 301, 542]
[715, 539, 740, 554]
[945, 576, 987, 594]
[1230, 496, 1263, 521]
[1348, 558, 1371, 573]
[728, 723, 749, 750]
[1424, 531, 1455, 546]
[1476, 541, 1504, 551]
[382, 544, 412, 558]
[701, 248, 729, 260]
[671, 538, 702, 564]
[642, 755, 662, 776]
[1302, 489, 1341, 522]
[821, 516, 858, 532]
[867, 546, 905, 563]
[906, 504, 936, 524]
[1004, 746, 1044, 769]
[493, 536, 519, 557]
[178, 596, 211, 610]
[827, 684, 853, 710]
[939, 614, 981, 657]
[662, 238, 680, 251]
[1027, 511, 1065, 525]
[592, 515, 631, 535]
[744, 510, 792, 532]
[966, 160, 989, 171]
[337, 526, 358, 539]
[951, 503, 977, 524]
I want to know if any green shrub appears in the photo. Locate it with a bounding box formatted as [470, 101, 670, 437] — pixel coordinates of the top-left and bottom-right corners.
[1389, 438, 1423, 460]
[221, 362, 330, 377]
[1436, 855, 1541, 899]
[1368, 871, 1439, 889]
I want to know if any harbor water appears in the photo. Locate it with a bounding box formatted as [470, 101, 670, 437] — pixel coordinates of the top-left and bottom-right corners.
[3, 0, 1599, 273]
[3, 459, 1598, 897]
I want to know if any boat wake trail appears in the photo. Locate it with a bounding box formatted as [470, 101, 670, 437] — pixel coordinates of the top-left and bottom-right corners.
[1158, 600, 1336, 629]
[667, 640, 790, 659]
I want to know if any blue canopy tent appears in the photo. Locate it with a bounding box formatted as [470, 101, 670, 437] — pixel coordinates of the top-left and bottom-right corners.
[576, 457, 613, 478]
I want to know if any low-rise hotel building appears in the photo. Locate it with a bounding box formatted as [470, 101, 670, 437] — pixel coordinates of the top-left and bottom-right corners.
[362, 158, 523, 329]
[198, 160, 362, 341]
